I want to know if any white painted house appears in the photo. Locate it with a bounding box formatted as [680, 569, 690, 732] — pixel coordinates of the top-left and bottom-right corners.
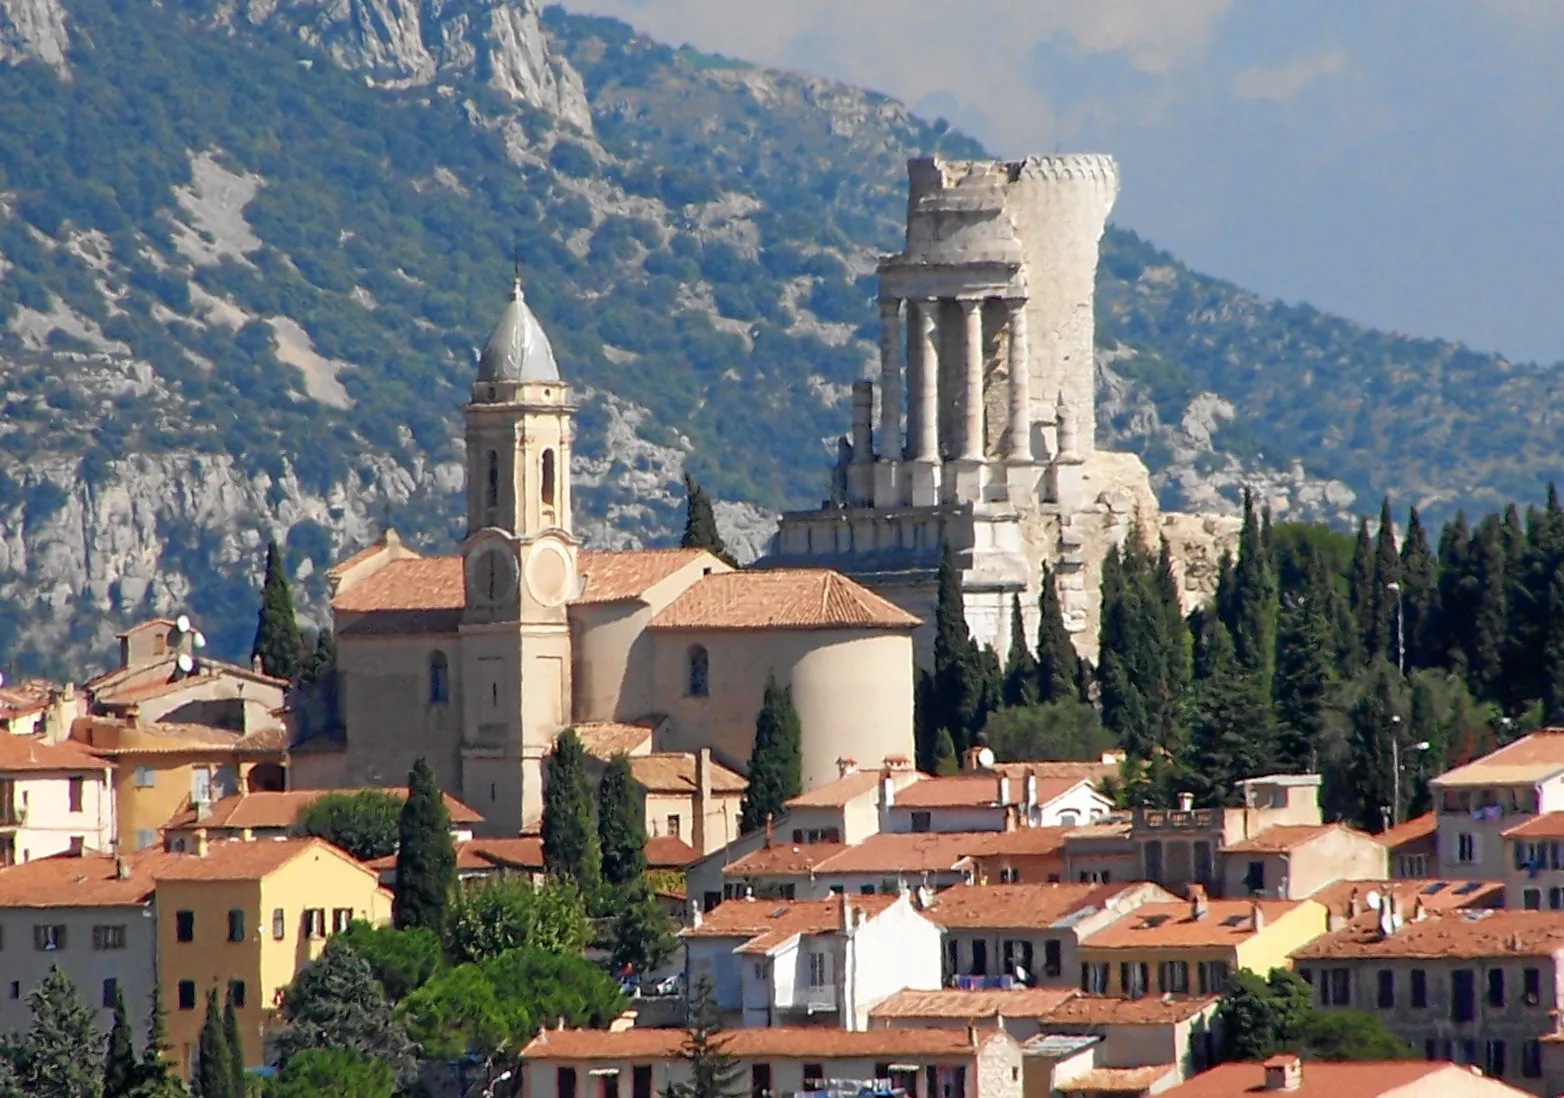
[883, 774, 1112, 834]
[684, 892, 942, 1030]
[0, 735, 115, 865]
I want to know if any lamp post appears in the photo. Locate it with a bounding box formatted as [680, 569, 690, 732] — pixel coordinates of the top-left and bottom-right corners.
[1389, 711, 1432, 828]
[1386, 581, 1404, 676]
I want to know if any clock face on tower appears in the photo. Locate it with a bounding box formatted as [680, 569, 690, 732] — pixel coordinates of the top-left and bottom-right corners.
[465, 546, 518, 608]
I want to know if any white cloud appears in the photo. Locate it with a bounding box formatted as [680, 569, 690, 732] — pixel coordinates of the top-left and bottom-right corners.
[1231, 48, 1347, 102]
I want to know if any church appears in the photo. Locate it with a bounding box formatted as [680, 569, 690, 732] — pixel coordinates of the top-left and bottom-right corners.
[317, 275, 918, 835]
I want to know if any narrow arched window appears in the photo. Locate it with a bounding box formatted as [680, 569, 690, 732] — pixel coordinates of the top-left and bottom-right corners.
[687, 645, 710, 698]
[429, 651, 449, 705]
[485, 451, 499, 509]
[541, 448, 556, 508]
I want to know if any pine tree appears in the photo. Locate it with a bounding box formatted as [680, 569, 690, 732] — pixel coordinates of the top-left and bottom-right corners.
[668, 976, 744, 1098]
[272, 942, 414, 1078]
[1399, 507, 1438, 670]
[102, 986, 137, 1098]
[195, 990, 231, 1098]
[680, 474, 735, 567]
[542, 728, 602, 888]
[393, 759, 456, 936]
[1035, 565, 1079, 703]
[223, 993, 245, 1098]
[1349, 517, 1375, 658]
[597, 752, 647, 888]
[1002, 595, 1040, 707]
[1369, 497, 1402, 665]
[13, 965, 104, 1098]
[130, 984, 183, 1098]
[251, 539, 302, 679]
[1273, 548, 1336, 773]
[1230, 488, 1279, 695]
[611, 881, 678, 977]
[739, 674, 802, 834]
[1464, 517, 1509, 701]
[1181, 619, 1274, 806]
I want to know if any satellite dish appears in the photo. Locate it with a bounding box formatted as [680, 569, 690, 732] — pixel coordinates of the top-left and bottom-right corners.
[1365, 890, 1382, 911]
[977, 746, 996, 769]
[176, 653, 194, 674]
[192, 632, 207, 650]
[175, 614, 191, 634]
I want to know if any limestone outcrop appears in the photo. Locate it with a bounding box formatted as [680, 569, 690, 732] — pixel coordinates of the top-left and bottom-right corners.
[0, 0, 70, 74]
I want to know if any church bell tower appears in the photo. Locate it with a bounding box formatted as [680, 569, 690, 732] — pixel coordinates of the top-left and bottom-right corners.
[459, 272, 578, 833]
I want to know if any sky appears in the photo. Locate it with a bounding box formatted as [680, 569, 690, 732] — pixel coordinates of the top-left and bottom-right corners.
[557, 0, 1564, 366]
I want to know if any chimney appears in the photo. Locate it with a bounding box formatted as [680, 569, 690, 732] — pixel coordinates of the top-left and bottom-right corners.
[1176, 792, 1194, 812]
[114, 856, 129, 880]
[1346, 889, 1360, 918]
[837, 757, 857, 779]
[689, 900, 703, 928]
[1263, 1054, 1301, 1091]
[193, 828, 209, 859]
[1412, 896, 1428, 922]
[1188, 884, 1208, 921]
[966, 1023, 978, 1048]
[251, 655, 264, 673]
[997, 776, 1010, 806]
[840, 893, 853, 933]
[1250, 902, 1265, 932]
[1024, 773, 1038, 812]
[879, 769, 896, 811]
[693, 748, 712, 855]
[764, 813, 774, 849]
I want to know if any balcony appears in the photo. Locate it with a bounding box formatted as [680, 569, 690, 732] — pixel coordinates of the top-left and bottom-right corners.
[0, 802, 26, 829]
[1133, 808, 1215, 832]
[783, 985, 839, 1015]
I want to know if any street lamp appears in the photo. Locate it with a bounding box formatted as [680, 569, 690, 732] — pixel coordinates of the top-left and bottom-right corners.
[1389, 711, 1432, 828]
[1386, 581, 1404, 677]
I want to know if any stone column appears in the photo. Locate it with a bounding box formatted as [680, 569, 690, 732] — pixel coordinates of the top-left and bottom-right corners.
[1007, 300, 1031, 461]
[907, 299, 942, 507]
[848, 379, 874, 505]
[874, 297, 903, 507]
[960, 298, 984, 462]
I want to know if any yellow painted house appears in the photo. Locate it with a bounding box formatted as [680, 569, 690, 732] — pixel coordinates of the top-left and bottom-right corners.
[152, 836, 392, 1078]
[1075, 889, 1327, 998]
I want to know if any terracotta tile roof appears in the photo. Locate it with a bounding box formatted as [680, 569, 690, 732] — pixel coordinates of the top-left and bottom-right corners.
[521, 1025, 1003, 1061]
[1375, 812, 1436, 848]
[686, 894, 899, 954]
[869, 987, 1077, 1021]
[370, 834, 693, 874]
[1060, 1064, 1176, 1093]
[575, 549, 712, 605]
[629, 754, 747, 795]
[0, 680, 53, 720]
[787, 770, 895, 808]
[893, 775, 1090, 809]
[649, 570, 920, 631]
[806, 831, 1063, 878]
[575, 721, 656, 759]
[1157, 1060, 1449, 1098]
[959, 827, 1074, 859]
[1081, 900, 1304, 949]
[1432, 728, 1564, 787]
[1293, 908, 1564, 960]
[1503, 811, 1564, 839]
[164, 787, 484, 831]
[151, 836, 375, 882]
[722, 842, 848, 877]
[644, 836, 699, 868]
[72, 717, 285, 756]
[330, 556, 465, 635]
[88, 659, 287, 705]
[1042, 994, 1219, 1025]
[0, 853, 156, 908]
[0, 735, 109, 772]
[1064, 820, 1134, 841]
[918, 882, 1141, 930]
[1309, 879, 1502, 919]
[992, 760, 1118, 785]
[1222, 823, 1344, 853]
[325, 539, 392, 580]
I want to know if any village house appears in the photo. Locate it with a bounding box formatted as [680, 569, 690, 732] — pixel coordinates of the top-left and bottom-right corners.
[1060, 819, 1139, 886]
[880, 773, 1112, 834]
[1380, 813, 1436, 878]
[1159, 1056, 1535, 1098]
[1499, 813, 1564, 910]
[1218, 823, 1387, 900]
[586, 743, 747, 856]
[1291, 906, 1564, 1093]
[1310, 878, 1503, 932]
[1075, 888, 1327, 998]
[0, 678, 80, 738]
[784, 762, 925, 847]
[683, 893, 942, 1030]
[366, 834, 698, 890]
[917, 882, 1175, 988]
[0, 734, 115, 864]
[161, 786, 484, 848]
[1429, 730, 1564, 882]
[519, 1023, 1024, 1098]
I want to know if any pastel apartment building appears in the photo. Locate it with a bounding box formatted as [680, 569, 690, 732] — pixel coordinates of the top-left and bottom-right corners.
[1218, 823, 1387, 900]
[1292, 906, 1564, 1093]
[1429, 730, 1564, 882]
[1501, 813, 1564, 910]
[683, 893, 942, 1030]
[0, 735, 115, 864]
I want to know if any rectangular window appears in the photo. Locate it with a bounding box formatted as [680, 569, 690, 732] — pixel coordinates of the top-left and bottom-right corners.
[632, 1066, 653, 1098]
[1525, 967, 1541, 1006]
[1324, 968, 1351, 1006]
[600, 1076, 618, 1098]
[32, 924, 64, 952]
[303, 909, 326, 939]
[272, 909, 285, 940]
[911, 811, 932, 833]
[1122, 961, 1149, 999]
[1458, 832, 1477, 863]
[1044, 939, 1062, 978]
[750, 1063, 771, 1098]
[558, 1067, 577, 1098]
[703, 891, 722, 913]
[803, 1065, 825, 1089]
[1525, 888, 1543, 910]
[1244, 860, 1265, 893]
[778, 884, 795, 900]
[67, 778, 83, 813]
[134, 767, 155, 789]
[92, 925, 127, 951]
[228, 980, 246, 1008]
[175, 911, 194, 943]
[1377, 969, 1394, 1009]
[998, 866, 1018, 883]
[1081, 962, 1109, 994]
[332, 908, 353, 933]
[227, 909, 245, 943]
[1158, 961, 1189, 993]
[1486, 1040, 1507, 1078]
[808, 952, 829, 988]
[1488, 967, 1506, 1007]
[971, 939, 988, 976]
[1523, 1040, 1543, 1078]
[177, 981, 196, 1011]
[666, 815, 681, 839]
[6, 982, 16, 1000]
[101, 978, 117, 1008]
[1145, 840, 1164, 882]
[1453, 969, 1476, 1023]
[1424, 1039, 1436, 1061]
[1462, 1038, 1477, 1065]
[1411, 969, 1428, 1008]
[134, 829, 156, 850]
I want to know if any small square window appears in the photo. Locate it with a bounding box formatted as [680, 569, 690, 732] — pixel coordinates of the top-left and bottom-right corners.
[332, 908, 353, 934]
[271, 908, 286, 940]
[227, 909, 245, 943]
[134, 767, 155, 789]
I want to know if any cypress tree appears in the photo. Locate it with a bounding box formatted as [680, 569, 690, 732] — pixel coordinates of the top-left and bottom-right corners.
[1399, 507, 1438, 670]
[1002, 595, 1040, 708]
[932, 542, 985, 752]
[1436, 511, 1472, 672]
[932, 727, 959, 776]
[103, 986, 136, 1098]
[1230, 488, 1280, 695]
[912, 669, 937, 773]
[1349, 517, 1375, 658]
[1369, 498, 1402, 665]
[1344, 661, 1410, 831]
[680, 474, 736, 567]
[541, 728, 602, 888]
[132, 983, 183, 1098]
[393, 758, 456, 936]
[739, 674, 802, 834]
[223, 993, 244, 1098]
[1543, 569, 1564, 723]
[598, 752, 647, 887]
[1035, 565, 1079, 703]
[195, 990, 231, 1098]
[1465, 517, 1509, 702]
[1273, 548, 1336, 773]
[1099, 535, 1186, 759]
[251, 539, 302, 680]
[1181, 619, 1274, 806]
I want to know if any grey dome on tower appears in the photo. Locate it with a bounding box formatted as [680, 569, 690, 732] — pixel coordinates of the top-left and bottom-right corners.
[477, 275, 559, 383]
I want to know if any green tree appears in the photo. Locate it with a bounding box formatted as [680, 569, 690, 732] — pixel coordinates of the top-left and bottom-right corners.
[932, 727, 958, 776]
[931, 541, 984, 755]
[1544, 568, 1564, 723]
[912, 669, 937, 773]
[397, 964, 515, 1063]
[273, 941, 414, 1079]
[293, 790, 403, 861]
[1228, 489, 1279, 694]
[195, 990, 232, 1098]
[224, 993, 245, 1098]
[393, 758, 455, 937]
[1294, 1012, 1413, 1060]
[1348, 516, 1376, 659]
[1181, 620, 1274, 806]
[335, 922, 442, 1003]
[598, 752, 647, 888]
[739, 674, 802, 834]
[1369, 497, 1402, 663]
[102, 986, 137, 1098]
[1463, 516, 1510, 701]
[611, 881, 678, 977]
[251, 539, 302, 679]
[1035, 565, 1079, 703]
[1002, 595, 1040, 707]
[1343, 661, 1412, 831]
[665, 975, 744, 1098]
[1273, 547, 1337, 773]
[447, 877, 591, 965]
[542, 728, 602, 889]
[129, 984, 183, 1098]
[1099, 535, 1187, 759]
[1399, 507, 1438, 670]
[680, 474, 735, 567]
[1436, 511, 1472, 672]
[978, 700, 1112, 763]
[478, 947, 628, 1035]
[264, 1048, 395, 1098]
[12, 966, 105, 1098]
[1216, 968, 1313, 1062]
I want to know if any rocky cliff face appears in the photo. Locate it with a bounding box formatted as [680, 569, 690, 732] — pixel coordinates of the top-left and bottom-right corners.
[0, 0, 69, 74]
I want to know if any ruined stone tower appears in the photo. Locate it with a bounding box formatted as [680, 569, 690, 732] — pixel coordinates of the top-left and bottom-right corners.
[765, 156, 1235, 664]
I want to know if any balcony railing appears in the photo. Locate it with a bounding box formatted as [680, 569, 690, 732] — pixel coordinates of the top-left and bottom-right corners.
[0, 803, 26, 828]
[1133, 808, 1215, 831]
[785, 986, 839, 1013]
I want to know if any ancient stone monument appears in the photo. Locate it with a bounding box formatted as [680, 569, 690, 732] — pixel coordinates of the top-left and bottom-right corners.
[766, 155, 1236, 663]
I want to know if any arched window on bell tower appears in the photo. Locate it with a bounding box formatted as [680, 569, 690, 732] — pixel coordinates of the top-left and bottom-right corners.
[541, 449, 556, 510]
[485, 450, 500, 511]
